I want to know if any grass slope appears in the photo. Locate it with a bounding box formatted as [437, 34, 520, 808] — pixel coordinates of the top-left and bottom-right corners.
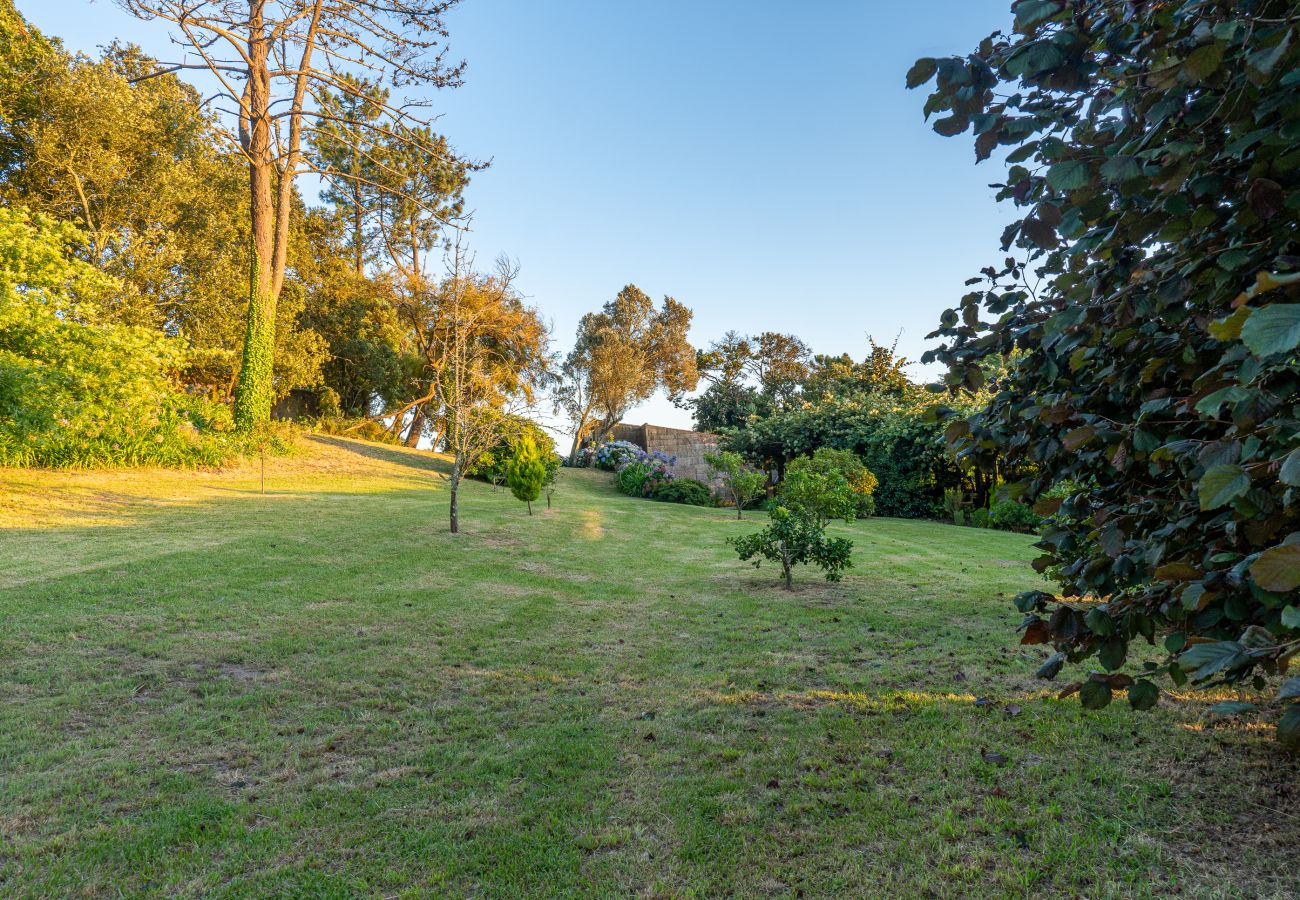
[0, 436, 1294, 897]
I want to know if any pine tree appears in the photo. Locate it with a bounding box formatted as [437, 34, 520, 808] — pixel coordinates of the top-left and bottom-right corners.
[507, 437, 546, 515]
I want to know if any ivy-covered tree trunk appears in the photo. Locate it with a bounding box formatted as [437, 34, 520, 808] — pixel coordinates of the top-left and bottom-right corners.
[232, 16, 278, 430]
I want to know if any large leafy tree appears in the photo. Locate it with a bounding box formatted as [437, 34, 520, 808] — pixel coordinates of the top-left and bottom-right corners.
[310, 75, 389, 275]
[912, 1, 1300, 744]
[556, 285, 698, 461]
[116, 0, 468, 429]
[0, 11, 328, 404]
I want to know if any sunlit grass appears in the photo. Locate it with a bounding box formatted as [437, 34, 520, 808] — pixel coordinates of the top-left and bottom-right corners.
[0, 435, 1293, 896]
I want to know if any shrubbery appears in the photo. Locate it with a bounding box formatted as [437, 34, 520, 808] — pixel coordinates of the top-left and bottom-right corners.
[0, 207, 284, 468]
[649, 478, 712, 506]
[506, 437, 546, 515]
[913, 2, 1300, 743]
[471, 417, 556, 486]
[615, 449, 675, 497]
[786, 447, 878, 519]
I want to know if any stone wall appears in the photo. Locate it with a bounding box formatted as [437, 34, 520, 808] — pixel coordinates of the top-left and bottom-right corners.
[642, 424, 720, 484]
[586, 422, 722, 486]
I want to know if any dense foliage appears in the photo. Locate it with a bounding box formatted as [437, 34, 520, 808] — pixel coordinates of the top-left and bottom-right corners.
[472, 417, 556, 486]
[785, 447, 879, 520]
[722, 387, 966, 518]
[589, 440, 642, 471]
[0, 207, 282, 467]
[647, 478, 713, 506]
[912, 0, 1300, 743]
[615, 450, 676, 498]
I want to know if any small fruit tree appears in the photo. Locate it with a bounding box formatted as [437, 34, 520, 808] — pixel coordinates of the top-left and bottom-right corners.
[730, 469, 856, 590]
[705, 450, 768, 519]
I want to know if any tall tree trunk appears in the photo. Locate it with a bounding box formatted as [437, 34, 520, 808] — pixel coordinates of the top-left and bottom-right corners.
[351, 147, 364, 274]
[405, 407, 425, 447]
[233, 14, 277, 429]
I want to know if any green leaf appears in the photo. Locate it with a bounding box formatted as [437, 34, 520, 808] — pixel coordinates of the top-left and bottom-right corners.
[1278, 703, 1300, 750]
[906, 57, 938, 89]
[1183, 42, 1224, 81]
[1241, 304, 1300, 357]
[1208, 306, 1250, 341]
[1079, 679, 1112, 710]
[1283, 606, 1300, 630]
[1279, 677, 1300, 701]
[1197, 464, 1250, 510]
[1046, 159, 1088, 192]
[1247, 29, 1293, 80]
[1177, 641, 1248, 681]
[1207, 700, 1255, 716]
[1098, 638, 1126, 671]
[1194, 386, 1250, 416]
[1251, 544, 1300, 592]
[1280, 449, 1300, 487]
[1099, 155, 1141, 183]
[1036, 651, 1065, 680]
[1014, 0, 1062, 30]
[1128, 680, 1158, 711]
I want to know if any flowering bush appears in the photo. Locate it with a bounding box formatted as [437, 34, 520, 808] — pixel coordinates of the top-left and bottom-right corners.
[614, 449, 676, 497]
[592, 440, 641, 471]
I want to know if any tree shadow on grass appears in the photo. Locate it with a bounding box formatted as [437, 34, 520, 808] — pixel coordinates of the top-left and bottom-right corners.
[305, 434, 452, 476]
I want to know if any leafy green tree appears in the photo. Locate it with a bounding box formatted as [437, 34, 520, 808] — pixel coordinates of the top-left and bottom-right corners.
[787, 447, 878, 519]
[730, 469, 856, 590]
[705, 450, 768, 519]
[556, 285, 698, 461]
[691, 380, 769, 432]
[912, 0, 1300, 744]
[507, 436, 546, 515]
[542, 452, 562, 509]
[0, 207, 232, 466]
[801, 338, 912, 402]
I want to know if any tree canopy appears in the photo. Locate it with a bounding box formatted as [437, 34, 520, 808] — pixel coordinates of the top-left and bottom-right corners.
[911, 0, 1300, 744]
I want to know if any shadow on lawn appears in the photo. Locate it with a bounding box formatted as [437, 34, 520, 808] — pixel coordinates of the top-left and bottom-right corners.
[305, 435, 451, 475]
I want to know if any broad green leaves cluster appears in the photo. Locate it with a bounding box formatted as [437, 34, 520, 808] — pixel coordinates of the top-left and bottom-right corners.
[913, 1, 1300, 744]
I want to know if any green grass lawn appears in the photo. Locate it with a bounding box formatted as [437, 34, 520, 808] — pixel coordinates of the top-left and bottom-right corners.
[0, 436, 1294, 897]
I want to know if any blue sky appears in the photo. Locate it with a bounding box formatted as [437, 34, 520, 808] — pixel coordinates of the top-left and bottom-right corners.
[27, 0, 1014, 433]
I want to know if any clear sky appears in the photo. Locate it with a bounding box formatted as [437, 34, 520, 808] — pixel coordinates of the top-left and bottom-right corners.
[25, 0, 1015, 435]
